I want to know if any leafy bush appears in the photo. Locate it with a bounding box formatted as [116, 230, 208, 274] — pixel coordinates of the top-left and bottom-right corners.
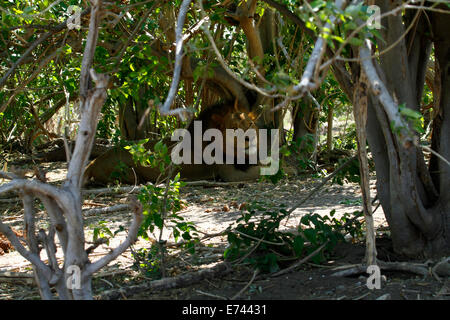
[125, 139, 171, 172]
[331, 157, 361, 185]
[125, 139, 200, 276]
[131, 245, 162, 278]
[224, 203, 365, 273]
[90, 221, 124, 246]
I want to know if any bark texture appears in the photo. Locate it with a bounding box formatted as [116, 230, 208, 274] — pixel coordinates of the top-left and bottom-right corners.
[363, 1, 450, 257]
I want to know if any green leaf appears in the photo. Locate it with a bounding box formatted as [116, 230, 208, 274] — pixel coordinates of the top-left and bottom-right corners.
[370, 29, 386, 44]
[349, 37, 364, 46]
[304, 228, 317, 244]
[293, 236, 304, 256]
[344, 21, 358, 31]
[399, 106, 422, 119]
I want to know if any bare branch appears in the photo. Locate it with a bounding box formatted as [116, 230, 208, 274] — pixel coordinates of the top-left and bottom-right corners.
[100, 261, 232, 300]
[353, 73, 377, 265]
[0, 179, 68, 206]
[65, 70, 109, 189]
[0, 170, 18, 180]
[0, 50, 59, 113]
[286, 155, 357, 216]
[231, 269, 259, 300]
[294, 0, 347, 93]
[359, 41, 414, 148]
[261, 0, 313, 37]
[421, 145, 450, 168]
[159, 0, 193, 119]
[271, 0, 347, 111]
[198, 2, 281, 99]
[79, 2, 102, 104]
[271, 241, 328, 277]
[84, 199, 143, 277]
[83, 204, 130, 216]
[0, 221, 52, 279]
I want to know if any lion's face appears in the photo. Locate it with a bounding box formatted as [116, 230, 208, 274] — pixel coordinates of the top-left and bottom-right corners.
[211, 110, 259, 162]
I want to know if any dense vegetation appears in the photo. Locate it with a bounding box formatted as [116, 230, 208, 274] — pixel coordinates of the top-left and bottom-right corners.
[0, 0, 449, 299]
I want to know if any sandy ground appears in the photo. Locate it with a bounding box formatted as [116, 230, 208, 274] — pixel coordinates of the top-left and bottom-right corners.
[2, 162, 448, 300]
[0, 162, 385, 271]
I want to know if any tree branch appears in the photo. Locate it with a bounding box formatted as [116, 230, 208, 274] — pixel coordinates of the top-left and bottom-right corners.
[0, 178, 69, 206]
[79, 3, 101, 104]
[0, 8, 90, 89]
[65, 0, 108, 189]
[294, 0, 347, 92]
[84, 199, 143, 277]
[0, 220, 52, 280]
[159, 0, 193, 119]
[359, 41, 414, 148]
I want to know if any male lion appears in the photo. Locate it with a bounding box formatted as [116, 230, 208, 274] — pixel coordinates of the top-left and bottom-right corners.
[83, 101, 262, 185]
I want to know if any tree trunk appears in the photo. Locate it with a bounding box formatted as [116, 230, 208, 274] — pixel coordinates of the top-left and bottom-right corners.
[119, 82, 153, 140]
[0, 1, 143, 299]
[293, 98, 319, 158]
[363, 2, 450, 257]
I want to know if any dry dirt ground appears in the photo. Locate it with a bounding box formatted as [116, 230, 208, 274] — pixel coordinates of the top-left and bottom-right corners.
[0, 162, 449, 300]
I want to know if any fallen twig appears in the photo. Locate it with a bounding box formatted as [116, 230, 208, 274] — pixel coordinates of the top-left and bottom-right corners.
[82, 186, 141, 195]
[231, 269, 259, 300]
[330, 260, 430, 277]
[82, 180, 249, 196]
[271, 242, 328, 277]
[99, 261, 232, 300]
[353, 292, 371, 300]
[195, 289, 228, 300]
[0, 271, 34, 285]
[82, 204, 130, 216]
[330, 265, 367, 277]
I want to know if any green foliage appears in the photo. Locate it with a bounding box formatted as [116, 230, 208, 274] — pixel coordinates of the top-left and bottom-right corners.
[192, 61, 217, 82]
[131, 245, 162, 278]
[137, 174, 196, 244]
[288, 134, 317, 172]
[132, 139, 198, 248]
[296, 210, 363, 261]
[90, 221, 125, 246]
[130, 146, 199, 276]
[388, 103, 425, 141]
[0, 0, 361, 155]
[116, 136, 200, 276]
[125, 139, 171, 172]
[224, 202, 365, 273]
[224, 206, 292, 273]
[260, 162, 286, 184]
[329, 210, 365, 240]
[331, 157, 360, 185]
[294, 0, 383, 50]
[333, 123, 357, 150]
[96, 102, 117, 139]
[398, 103, 425, 135]
[110, 165, 129, 184]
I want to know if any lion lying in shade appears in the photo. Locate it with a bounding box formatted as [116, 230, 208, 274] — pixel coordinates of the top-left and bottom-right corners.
[83, 101, 263, 185]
